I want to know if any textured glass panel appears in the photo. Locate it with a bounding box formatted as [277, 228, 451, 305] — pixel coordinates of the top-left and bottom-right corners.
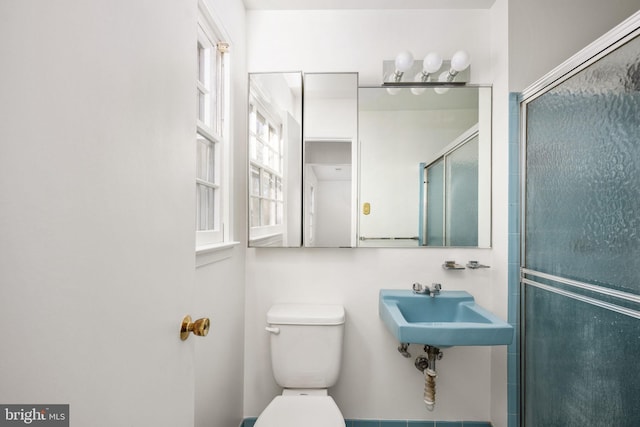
[446, 136, 478, 246]
[426, 160, 444, 246]
[526, 35, 640, 294]
[523, 33, 640, 427]
[524, 286, 640, 427]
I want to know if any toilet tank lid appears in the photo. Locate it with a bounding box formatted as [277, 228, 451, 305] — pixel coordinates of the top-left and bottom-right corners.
[267, 304, 345, 325]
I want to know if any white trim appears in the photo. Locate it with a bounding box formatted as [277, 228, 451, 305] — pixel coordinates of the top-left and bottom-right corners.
[196, 178, 220, 189]
[196, 241, 240, 268]
[198, 0, 231, 46]
[248, 233, 284, 247]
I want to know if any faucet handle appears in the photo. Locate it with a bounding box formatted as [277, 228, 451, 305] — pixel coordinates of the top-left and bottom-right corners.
[432, 283, 442, 291]
[412, 282, 424, 293]
[466, 260, 490, 269]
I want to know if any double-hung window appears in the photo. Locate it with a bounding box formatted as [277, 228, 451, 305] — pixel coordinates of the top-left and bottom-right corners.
[248, 96, 284, 240]
[196, 3, 228, 248]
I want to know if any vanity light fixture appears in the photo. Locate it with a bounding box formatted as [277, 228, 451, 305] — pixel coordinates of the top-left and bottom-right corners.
[383, 49, 471, 95]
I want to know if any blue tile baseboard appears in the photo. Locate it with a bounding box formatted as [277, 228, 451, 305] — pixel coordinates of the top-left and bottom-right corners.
[241, 418, 491, 427]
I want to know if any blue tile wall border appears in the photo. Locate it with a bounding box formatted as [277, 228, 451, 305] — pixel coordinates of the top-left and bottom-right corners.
[507, 92, 522, 427]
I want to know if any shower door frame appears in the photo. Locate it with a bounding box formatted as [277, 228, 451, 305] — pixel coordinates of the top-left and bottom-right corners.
[518, 10, 640, 427]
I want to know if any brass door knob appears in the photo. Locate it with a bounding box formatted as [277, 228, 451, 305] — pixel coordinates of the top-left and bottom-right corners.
[180, 315, 210, 341]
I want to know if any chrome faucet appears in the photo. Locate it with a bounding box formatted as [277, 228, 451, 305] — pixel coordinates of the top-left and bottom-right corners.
[412, 282, 442, 297]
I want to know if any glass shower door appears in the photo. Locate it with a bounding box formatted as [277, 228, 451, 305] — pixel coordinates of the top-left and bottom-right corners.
[421, 133, 479, 246]
[446, 134, 478, 246]
[521, 20, 640, 427]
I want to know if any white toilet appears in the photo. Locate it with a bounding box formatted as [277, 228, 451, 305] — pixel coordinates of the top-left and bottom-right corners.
[255, 303, 346, 427]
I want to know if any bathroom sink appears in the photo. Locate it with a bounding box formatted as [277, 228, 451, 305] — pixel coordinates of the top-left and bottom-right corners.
[379, 289, 513, 347]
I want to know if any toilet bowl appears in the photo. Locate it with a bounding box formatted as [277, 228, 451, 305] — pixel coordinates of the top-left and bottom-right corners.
[255, 304, 346, 427]
[255, 390, 344, 427]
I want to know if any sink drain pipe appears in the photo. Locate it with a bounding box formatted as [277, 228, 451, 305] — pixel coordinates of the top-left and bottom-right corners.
[414, 346, 443, 411]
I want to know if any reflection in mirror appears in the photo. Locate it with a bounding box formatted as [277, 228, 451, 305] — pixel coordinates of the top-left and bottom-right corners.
[358, 85, 491, 247]
[248, 72, 302, 247]
[303, 73, 358, 247]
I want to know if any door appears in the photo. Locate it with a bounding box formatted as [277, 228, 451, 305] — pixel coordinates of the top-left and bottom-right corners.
[520, 13, 640, 427]
[0, 1, 198, 425]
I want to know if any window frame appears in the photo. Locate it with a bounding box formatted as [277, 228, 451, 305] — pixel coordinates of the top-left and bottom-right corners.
[248, 90, 286, 240]
[195, 1, 231, 251]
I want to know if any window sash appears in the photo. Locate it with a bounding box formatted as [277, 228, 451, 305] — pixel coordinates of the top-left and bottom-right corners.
[248, 100, 285, 233]
[196, 4, 227, 248]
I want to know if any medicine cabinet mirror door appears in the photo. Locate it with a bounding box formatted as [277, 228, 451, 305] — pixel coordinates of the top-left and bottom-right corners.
[358, 85, 492, 248]
[248, 72, 303, 247]
[303, 73, 359, 248]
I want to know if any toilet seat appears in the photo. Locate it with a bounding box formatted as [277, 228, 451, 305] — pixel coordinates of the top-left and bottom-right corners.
[255, 395, 345, 427]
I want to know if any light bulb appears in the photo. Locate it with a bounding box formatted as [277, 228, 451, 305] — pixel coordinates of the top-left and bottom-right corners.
[451, 50, 471, 72]
[423, 52, 443, 74]
[394, 50, 415, 73]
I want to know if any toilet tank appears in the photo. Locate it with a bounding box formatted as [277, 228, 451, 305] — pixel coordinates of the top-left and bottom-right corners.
[266, 304, 345, 389]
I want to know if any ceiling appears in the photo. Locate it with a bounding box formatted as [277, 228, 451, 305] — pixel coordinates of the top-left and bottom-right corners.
[243, 0, 495, 10]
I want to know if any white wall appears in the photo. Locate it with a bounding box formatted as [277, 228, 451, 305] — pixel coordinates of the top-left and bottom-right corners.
[245, 7, 510, 423]
[196, 1, 247, 427]
[488, 1, 510, 427]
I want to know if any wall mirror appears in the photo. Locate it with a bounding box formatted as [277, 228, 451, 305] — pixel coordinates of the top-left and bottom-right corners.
[247, 73, 491, 248]
[358, 85, 492, 247]
[303, 73, 358, 247]
[248, 72, 303, 247]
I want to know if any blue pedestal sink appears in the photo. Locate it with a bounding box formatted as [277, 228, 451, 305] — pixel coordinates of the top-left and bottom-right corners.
[379, 289, 514, 347]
